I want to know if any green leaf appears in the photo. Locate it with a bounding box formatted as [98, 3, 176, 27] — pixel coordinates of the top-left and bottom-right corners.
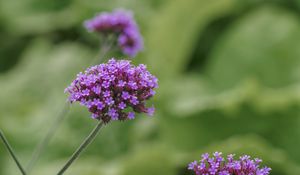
[205, 5, 300, 90]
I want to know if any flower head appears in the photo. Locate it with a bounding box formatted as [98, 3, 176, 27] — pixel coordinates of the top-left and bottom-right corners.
[188, 152, 271, 175]
[84, 9, 143, 57]
[65, 58, 158, 123]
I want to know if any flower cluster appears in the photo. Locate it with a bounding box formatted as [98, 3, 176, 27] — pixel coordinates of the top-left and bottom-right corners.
[188, 152, 271, 175]
[84, 9, 143, 57]
[65, 58, 158, 123]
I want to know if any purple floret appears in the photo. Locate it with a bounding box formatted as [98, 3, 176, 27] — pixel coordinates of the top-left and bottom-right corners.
[65, 58, 158, 123]
[84, 9, 143, 57]
[188, 152, 271, 175]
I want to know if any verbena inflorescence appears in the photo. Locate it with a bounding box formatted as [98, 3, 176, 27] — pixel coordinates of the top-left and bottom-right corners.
[188, 152, 271, 175]
[65, 58, 158, 123]
[84, 9, 143, 57]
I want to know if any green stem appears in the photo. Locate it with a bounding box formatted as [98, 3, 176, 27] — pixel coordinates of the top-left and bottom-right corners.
[27, 38, 114, 173]
[89, 35, 115, 66]
[0, 129, 26, 175]
[57, 120, 104, 175]
[26, 102, 70, 172]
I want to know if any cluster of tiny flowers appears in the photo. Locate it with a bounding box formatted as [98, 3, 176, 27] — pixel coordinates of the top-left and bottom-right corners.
[65, 58, 158, 123]
[188, 152, 271, 175]
[84, 9, 143, 57]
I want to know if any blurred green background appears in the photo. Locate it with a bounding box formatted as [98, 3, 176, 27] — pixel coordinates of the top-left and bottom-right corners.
[1, 0, 300, 174]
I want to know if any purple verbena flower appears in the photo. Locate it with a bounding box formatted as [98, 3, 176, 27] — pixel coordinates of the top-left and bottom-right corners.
[128, 112, 135, 120]
[118, 27, 143, 57]
[188, 152, 271, 175]
[84, 9, 143, 57]
[65, 58, 158, 123]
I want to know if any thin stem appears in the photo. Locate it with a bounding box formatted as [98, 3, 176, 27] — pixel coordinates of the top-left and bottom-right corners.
[26, 102, 70, 172]
[57, 120, 104, 175]
[27, 39, 113, 173]
[89, 35, 115, 66]
[0, 129, 27, 175]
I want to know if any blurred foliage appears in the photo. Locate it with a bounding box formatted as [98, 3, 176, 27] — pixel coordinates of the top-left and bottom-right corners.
[1, 0, 300, 174]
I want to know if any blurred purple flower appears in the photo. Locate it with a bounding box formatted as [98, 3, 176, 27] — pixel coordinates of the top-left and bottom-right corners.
[65, 58, 158, 123]
[188, 152, 271, 175]
[84, 9, 143, 57]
